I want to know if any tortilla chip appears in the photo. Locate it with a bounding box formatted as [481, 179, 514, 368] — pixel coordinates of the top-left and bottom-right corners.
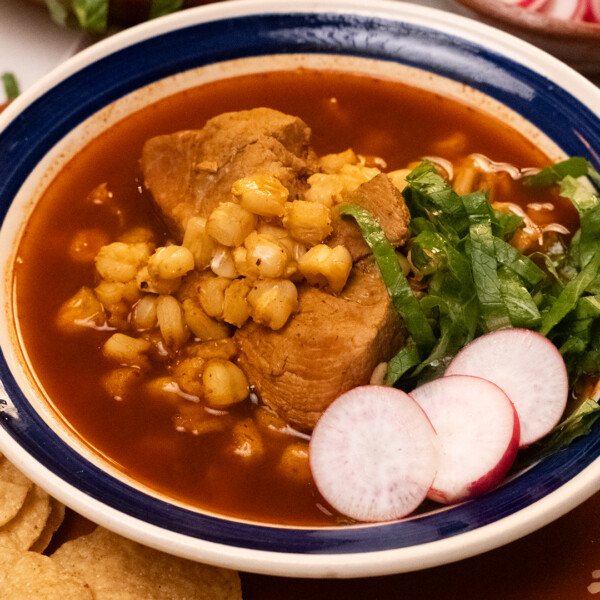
[29, 498, 66, 553]
[0, 546, 93, 599]
[0, 478, 30, 527]
[52, 526, 242, 600]
[0, 456, 34, 488]
[0, 485, 52, 551]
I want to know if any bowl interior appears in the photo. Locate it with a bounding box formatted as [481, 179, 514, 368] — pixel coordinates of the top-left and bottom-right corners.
[0, 0, 600, 578]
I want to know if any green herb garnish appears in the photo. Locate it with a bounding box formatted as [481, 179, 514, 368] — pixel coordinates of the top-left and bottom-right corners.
[338, 203, 436, 355]
[1, 72, 20, 102]
[345, 157, 600, 441]
[150, 0, 184, 19]
[44, 0, 69, 27]
[72, 0, 108, 33]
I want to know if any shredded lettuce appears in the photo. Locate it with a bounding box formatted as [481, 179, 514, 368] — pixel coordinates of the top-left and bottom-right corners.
[525, 398, 600, 461]
[338, 204, 436, 354]
[344, 157, 600, 451]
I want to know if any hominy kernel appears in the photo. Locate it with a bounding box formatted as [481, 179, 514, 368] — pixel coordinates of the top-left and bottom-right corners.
[206, 202, 256, 247]
[202, 359, 249, 408]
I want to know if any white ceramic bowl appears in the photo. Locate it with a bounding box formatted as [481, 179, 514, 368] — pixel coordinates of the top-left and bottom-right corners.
[0, 0, 599, 579]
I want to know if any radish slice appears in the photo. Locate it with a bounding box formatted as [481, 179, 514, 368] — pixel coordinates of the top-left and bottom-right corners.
[445, 329, 568, 448]
[590, 0, 600, 21]
[543, 0, 588, 20]
[410, 375, 520, 504]
[309, 386, 438, 522]
[517, 0, 551, 10]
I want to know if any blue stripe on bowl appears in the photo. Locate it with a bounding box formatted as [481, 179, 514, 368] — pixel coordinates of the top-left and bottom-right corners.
[1, 10, 599, 555]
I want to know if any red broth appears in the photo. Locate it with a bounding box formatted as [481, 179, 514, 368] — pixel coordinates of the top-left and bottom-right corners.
[13, 69, 578, 525]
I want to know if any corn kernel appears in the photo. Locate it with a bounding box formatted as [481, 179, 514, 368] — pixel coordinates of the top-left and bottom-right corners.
[174, 356, 205, 396]
[247, 279, 298, 330]
[182, 297, 232, 341]
[182, 217, 216, 270]
[222, 278, 251, 327]
[94, 281, 125, 307]
[102, 367, 142, 401]
[231, 174, 289, 218]
[156, 295, 190, 350]
[387, 168, 411, 193]
[256, 224, 288, 239]
[102, 333, 151, 366]
[174, 404, 231, 435]
[56, 286, 106, 332]
[254, 406, 290, 435]
[145, 377, 191, 404]
[244, 232, 290, 279]
[131, 294, 158, 330]
[147, 245, 195, 280]
[210, 246, 238, 279]
[277, 441, 311, 482]
[202, 359, 249, 408]
[206, 202, 257, 247]
[186, 338, 237, 361]
[232, 246, 250, 278]
[198, 274, 230, 318]
[95, 242, 152, 283]
[319, 148, 358, 174]
[305, 163, 380, 207]
[136, 266, 181, 295]
[105, 300, 130, 330]
[283, 201, 332, 246]
[298, 244, 352, 293]
[230, 418, 264, 462]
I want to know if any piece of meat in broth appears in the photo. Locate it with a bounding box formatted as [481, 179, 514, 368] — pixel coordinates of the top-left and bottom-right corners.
[141, 108, 319, 239]
[235, 259, 406, 431]
[326, 173, 411, 261]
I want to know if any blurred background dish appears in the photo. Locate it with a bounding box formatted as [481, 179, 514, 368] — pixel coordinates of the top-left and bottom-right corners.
[452, 0, 600, 74]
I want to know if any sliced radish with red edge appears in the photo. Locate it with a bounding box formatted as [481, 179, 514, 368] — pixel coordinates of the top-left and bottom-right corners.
[543, 0, 588, 20]
[518, 0, 551, 10]
[445, 329, 568, 448]
[309, 386, 438, 522]
[410, 375, 520, 504]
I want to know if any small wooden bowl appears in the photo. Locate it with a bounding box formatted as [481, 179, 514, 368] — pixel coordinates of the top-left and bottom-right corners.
[452, 0, 600, 74]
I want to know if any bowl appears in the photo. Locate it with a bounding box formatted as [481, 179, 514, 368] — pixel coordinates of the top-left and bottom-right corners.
[1, 0, 600, 579]
[451, 0, 600, 75]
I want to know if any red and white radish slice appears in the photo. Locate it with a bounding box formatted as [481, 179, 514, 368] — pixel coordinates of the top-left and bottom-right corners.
[309, 386, 438, 522]
[410, 375, 520, 504]
[517, 0, 551, 10]
[445, 329, 568, 448]
[590, 0, 600, 21]
[543, 0, 588, 20]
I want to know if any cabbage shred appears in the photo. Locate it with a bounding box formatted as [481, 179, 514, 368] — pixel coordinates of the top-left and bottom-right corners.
[343, 158, 600, 451]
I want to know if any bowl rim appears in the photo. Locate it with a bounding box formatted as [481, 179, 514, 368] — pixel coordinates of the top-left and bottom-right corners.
[1, 0, 600, 578]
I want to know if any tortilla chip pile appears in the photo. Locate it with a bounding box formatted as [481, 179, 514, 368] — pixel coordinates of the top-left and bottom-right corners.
[0, 452, 242, 599]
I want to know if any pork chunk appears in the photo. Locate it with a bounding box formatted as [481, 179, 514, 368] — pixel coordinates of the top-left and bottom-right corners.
[326, 173, 411, 261]
[235, 259, 405, 431]
[141, 108, 319, 239]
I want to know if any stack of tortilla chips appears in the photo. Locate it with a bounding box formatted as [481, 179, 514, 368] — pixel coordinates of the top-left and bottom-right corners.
[0, 452, 242, 599]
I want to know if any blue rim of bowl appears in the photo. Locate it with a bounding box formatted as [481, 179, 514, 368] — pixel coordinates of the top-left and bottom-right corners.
[1, 1, 600, 563]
